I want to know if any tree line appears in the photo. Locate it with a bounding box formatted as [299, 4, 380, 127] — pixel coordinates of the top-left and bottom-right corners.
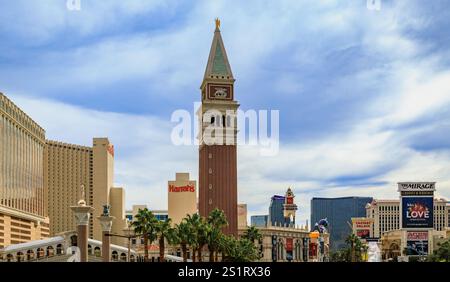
[131, 208, 262, 262]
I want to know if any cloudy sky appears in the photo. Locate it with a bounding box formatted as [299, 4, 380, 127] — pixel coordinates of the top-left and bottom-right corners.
[1, 0, 450, 225]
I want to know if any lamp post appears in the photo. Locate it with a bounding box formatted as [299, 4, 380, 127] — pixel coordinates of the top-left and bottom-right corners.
[97, 205, 115, 262]
[105, 221, 140, 262]
[123, 220, 134, 262]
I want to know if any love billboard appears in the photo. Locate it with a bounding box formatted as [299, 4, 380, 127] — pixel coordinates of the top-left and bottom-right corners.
[402, 197, 433, 229]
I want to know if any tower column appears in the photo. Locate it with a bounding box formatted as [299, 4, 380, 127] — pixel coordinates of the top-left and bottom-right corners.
[97, 213, 115, 262]
[198, 19, 240, 236]
[71, 204, 94, 262]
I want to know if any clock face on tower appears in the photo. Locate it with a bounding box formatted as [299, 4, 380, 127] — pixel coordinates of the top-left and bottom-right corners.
[207, 83, 233, 100]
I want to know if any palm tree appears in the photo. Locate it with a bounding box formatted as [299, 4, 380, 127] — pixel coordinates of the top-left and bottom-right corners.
[155, 218, 175, 262]
[206, 226, 223, 262]
[242, 226, 262, 243]
[345, 233, 364, 262]
[184, 214, 203, 262]
[132, 208, 158, 262]
[174, 221, 196, 262]
[207, 208, 228, 262]
[218, 235, 259, 262]
[207, 208, 228, 230]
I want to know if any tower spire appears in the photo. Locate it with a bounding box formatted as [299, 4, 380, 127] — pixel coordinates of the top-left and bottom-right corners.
[203, 18, 234, 82]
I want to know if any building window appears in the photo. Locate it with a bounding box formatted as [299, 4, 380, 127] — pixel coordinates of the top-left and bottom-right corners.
[94, 247, 101, 257]
[37, 248, 44, 259]
[16, 252, 24, 262]
[47, 246, 54, 257]
[57, 244, 63, 255]
[112, 251, 119, 261]
[27, 250, 35, 261]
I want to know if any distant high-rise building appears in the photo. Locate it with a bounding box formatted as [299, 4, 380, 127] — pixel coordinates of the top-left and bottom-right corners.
[238, 204, 247, 228]
[269, 188, 298, 226]
[269, 195, 290, 226]
[310, 197, 373, 250]
[0, 93, 50, 248]
[251, 215, 268, 227]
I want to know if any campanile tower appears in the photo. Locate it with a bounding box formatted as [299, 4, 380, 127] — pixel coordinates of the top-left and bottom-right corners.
[198, 19, 239, 236]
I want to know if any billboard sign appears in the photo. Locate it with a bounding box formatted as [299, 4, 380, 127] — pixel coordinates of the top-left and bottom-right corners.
[398, 182, 435, 196]
[407, 231, 428, 241]
[402, 197, 433, 228]
[286, 238, 293, 252]
[352, 218, 373, 239]
[168, 184, 195, 193]
[406, 241, 429, 256]
[356, 229, 370, 239]
[406, 231, 429, 256]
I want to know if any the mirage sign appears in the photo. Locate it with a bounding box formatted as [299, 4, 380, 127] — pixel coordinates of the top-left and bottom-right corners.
[398, 182, 435, 196]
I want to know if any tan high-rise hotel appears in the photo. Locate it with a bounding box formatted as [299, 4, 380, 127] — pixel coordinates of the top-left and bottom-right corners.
[0, 92, 126, 248]
[0, 93, 50, 248]
[45, 138, 127, 245]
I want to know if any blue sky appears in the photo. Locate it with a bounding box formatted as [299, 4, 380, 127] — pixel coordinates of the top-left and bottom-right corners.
[1, 0, 450, 224]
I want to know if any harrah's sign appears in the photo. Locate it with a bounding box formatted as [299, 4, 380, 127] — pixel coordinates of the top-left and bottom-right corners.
[169, 184, 195, 193]
[398, 182, 435, 192]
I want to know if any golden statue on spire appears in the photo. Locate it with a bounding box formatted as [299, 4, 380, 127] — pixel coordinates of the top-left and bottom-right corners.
[215, 18, 221, 30]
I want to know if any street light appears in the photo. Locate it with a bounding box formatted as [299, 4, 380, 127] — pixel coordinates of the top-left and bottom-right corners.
[106, 220, 140, 262]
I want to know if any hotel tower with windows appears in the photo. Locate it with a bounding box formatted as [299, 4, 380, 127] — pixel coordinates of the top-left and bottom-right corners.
[0, 93, 50, 248]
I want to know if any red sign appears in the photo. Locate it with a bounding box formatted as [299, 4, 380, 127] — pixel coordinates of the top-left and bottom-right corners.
[168, 184, 195, 193]
[354, 221, 371, 228]
[356, 230, 370, 239]
[407, 231, 428, 241]
[309, 243, 317, 258]
[286, 238, 293, 252]
[107, 145, 114, 157]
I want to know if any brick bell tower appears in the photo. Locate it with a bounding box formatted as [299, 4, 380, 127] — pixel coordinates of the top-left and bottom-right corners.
[198, 19, 239, 236]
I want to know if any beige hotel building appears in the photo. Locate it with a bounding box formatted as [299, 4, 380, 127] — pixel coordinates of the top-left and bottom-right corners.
[366, 198, 450, 238]
[45, 138, 128, 246]
[0, 93, 50, 248]
[1, 92, 127, 248]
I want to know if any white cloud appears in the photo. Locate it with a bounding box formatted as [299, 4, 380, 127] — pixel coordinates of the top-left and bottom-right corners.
[3, 1, 450, 225]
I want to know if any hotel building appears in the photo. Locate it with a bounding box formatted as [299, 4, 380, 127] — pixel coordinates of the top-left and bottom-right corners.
[45, 138, 127, 245]
[168, 173, 197, 225]
[0, 93, 50, 248]
[366, 198, 450, 238]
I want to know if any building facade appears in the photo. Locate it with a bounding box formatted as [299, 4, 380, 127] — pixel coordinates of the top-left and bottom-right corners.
[198, 21, 239, 236]
[168, 173, 197, 225]
[311, 196, 373, 250]
[0, 230, 137, 262]
[269, 195, 289, 226]
[45, 140, 92, 237]
[238, 204, 247, 228]
[45, 138, 126, 245]
[251, 215, 268, 227]
[0, 93, 50, 248]
[366, 198, 450, 238]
